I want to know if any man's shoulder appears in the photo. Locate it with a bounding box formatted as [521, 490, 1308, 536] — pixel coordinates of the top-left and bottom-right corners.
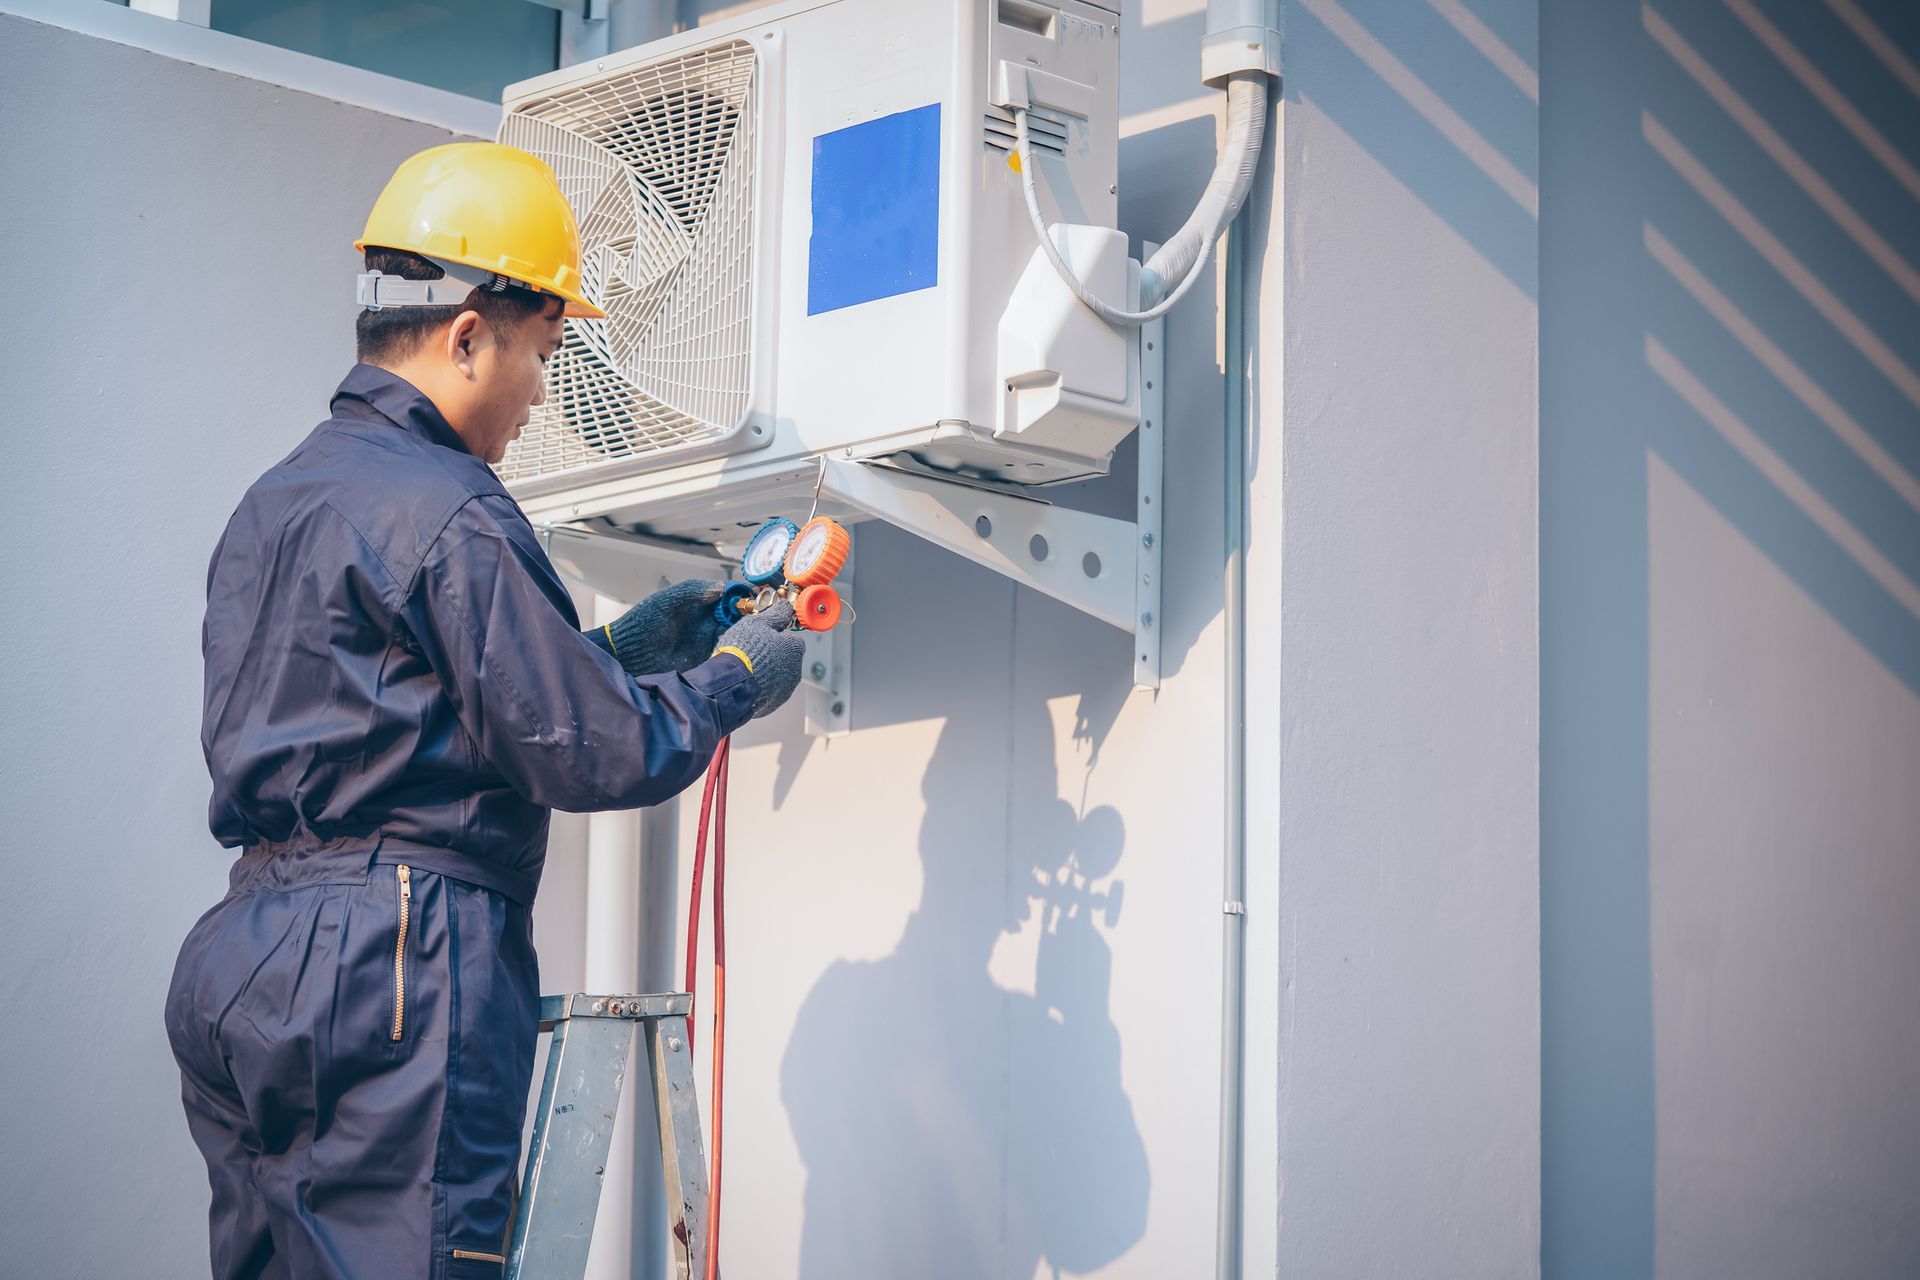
[236, 414, 512, 586]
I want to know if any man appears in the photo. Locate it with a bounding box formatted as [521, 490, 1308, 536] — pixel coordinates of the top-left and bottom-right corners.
[164, 142, 804, 1279]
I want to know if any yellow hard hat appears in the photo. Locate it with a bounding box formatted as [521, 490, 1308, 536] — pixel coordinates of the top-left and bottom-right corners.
[354, 141, 606, 320]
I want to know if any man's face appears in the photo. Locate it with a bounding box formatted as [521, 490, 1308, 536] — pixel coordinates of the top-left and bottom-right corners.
[465, 308, 564, 465]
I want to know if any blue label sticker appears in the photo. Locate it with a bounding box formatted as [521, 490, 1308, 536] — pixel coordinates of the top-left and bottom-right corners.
[807, 103, 942, 315]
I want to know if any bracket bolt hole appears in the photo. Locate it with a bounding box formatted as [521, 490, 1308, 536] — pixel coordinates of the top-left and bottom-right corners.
[975, 515, 993, 539]
[1029, 534, 1050, 562]
[1082, 552, 1102, 579]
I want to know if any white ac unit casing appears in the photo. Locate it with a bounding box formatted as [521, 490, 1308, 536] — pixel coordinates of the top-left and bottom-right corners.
[498, 0, 1132, 549]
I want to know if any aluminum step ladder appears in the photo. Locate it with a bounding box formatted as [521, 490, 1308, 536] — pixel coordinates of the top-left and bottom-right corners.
[505, 993, 710, 1280]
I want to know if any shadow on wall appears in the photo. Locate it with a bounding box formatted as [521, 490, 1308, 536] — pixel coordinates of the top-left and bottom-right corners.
[1533, 0, 1920, 1275]
[779, 701, 1148, 1277]
[1269, 0, 1918, 1270]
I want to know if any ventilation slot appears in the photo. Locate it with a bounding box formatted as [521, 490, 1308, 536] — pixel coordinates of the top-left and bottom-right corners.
[497, 40, 758, 487]
[983, 105, 1068, 156]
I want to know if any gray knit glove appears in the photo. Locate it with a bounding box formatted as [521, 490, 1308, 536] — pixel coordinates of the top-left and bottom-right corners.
[594, 579, 728, 676]
[714, 600, 806, 719]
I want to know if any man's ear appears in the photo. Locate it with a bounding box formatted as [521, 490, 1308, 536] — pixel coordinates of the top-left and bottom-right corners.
[445, 309, 486, 379]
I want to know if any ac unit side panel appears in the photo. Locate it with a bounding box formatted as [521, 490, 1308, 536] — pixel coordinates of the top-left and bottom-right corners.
[975, 0, 1122, 445]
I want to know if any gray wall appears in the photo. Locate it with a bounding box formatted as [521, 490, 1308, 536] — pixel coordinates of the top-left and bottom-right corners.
[0, 15, 477, 1275]
[1541, 0, 1920, 1276]
[1276, 0, 1542, 1273]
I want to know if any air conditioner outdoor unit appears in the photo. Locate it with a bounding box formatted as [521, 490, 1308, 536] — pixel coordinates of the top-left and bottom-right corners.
[498, 0, 1137, 545]
[496, 0, 1280, 720]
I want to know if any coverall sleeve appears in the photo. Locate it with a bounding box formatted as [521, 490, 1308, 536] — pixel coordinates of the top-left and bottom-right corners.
[408, 495, 757, 812]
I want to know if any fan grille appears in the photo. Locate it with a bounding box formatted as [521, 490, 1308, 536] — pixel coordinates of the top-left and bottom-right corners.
[497, 40, 758, 485]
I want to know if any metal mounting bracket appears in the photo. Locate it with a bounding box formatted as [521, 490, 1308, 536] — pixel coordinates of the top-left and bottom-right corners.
[537, 522, 732, 598]
[798, 559, 854, 737]
[817, 314, 1164, 691]
[533, 315, 1163, 734]
[536, 522, 858, 737]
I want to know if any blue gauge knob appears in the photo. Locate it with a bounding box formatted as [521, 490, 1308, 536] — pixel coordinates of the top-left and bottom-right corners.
[740, 517, 800, 586]
[713, 581, 755, 626]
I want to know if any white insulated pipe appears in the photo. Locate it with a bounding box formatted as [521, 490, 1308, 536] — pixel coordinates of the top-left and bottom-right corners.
[583, 603, 645, 1280]
[1013, 0, 1277, 326]
[581, 802, 644, 1280]
[1138, 73, 1269, 311]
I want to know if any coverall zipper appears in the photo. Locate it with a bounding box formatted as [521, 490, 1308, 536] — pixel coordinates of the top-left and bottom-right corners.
[392, 864, 412, 1041]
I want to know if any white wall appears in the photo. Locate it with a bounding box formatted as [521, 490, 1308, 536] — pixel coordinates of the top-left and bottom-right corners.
[646, 6, 1251, 1273]
[1271, 0, 1542, 1273]
[1541, 1, 1920, 1275]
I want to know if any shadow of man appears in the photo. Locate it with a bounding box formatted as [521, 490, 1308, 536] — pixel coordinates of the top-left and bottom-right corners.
[780, 703, 1149, 1277]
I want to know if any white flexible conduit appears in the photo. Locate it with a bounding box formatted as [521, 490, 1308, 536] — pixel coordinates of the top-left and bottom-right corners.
[1013, 70, 1269, 325]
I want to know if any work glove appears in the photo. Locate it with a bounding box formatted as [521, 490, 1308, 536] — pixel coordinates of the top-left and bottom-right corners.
[594, 579, 728, 676]
[714, 600, 806, 719]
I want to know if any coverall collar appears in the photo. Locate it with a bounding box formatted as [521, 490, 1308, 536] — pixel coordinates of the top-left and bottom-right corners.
[332, 363, 474, 458]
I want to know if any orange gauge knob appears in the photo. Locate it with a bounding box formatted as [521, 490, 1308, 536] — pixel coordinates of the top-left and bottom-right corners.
[795, 583, 844, 632]
[783, 517, 851, 587]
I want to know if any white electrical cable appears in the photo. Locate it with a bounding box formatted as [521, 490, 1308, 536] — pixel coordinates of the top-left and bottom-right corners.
[1012, 71, 1269, 327]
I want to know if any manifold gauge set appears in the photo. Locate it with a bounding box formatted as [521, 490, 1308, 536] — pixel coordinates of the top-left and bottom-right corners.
[716, 516, 854, 632]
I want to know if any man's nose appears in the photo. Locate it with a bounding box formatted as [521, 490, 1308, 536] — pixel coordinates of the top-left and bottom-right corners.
[533, 374, 548, 407]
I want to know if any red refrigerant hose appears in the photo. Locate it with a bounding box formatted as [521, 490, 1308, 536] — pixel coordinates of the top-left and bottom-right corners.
[684, 737, 730, 1280]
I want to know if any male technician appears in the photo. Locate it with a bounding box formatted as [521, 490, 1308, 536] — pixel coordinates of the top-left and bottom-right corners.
[165, 142, 803, 1279]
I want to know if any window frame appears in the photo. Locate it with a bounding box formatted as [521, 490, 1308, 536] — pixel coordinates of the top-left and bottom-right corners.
[3, 0, 502, 136]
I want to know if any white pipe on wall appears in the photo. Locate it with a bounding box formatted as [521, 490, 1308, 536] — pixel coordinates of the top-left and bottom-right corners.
[582, 593, 647, 1280]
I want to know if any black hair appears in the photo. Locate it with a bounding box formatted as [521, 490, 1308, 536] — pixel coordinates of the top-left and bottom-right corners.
[355, 247, 562, 364]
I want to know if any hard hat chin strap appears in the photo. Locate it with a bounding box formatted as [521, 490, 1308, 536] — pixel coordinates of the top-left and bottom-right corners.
[355, 256, 544, 312]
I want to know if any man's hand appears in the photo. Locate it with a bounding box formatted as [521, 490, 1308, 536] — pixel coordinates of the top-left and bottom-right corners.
[713, 601, 807, 719]
[595, 579, 728, 676]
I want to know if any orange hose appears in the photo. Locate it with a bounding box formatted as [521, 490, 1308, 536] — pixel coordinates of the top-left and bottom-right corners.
[684, 744, 718, 1051]
[686, 737, 731, 1280]
[705, 738, 729, 1280]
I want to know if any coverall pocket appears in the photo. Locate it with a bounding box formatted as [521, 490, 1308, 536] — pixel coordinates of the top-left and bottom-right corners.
[448, 1245, 508, 1275]
[390, 863, 413, 1043]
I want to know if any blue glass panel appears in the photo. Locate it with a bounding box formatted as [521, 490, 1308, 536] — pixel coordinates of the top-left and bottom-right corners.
[211, 0, 558, 102]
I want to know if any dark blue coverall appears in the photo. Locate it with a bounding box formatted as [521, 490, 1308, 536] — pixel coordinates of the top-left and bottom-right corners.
[166, 365, 756, 1279]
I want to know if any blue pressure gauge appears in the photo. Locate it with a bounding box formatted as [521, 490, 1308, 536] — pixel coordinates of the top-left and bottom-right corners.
[739, 518, 800, 586]
[713, 581, 755, 627]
